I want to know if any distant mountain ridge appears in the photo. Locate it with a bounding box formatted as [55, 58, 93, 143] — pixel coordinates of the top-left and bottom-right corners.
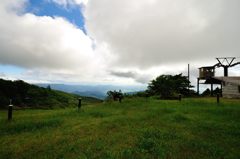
[37, 84, 146, 99]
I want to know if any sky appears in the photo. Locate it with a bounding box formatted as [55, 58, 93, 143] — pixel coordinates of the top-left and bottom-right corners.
[0, 0, 240, 89]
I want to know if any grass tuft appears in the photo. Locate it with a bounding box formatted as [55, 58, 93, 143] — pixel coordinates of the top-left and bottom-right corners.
[0, 118, 62, 135]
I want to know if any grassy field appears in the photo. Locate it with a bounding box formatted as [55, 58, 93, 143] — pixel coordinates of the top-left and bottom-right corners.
[0, 97, 239, 159]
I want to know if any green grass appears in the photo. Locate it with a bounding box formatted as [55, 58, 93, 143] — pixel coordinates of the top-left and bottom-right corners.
[0, 97, 239, 159]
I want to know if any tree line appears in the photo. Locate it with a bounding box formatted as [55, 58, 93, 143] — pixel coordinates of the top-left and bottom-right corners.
[107, 73, 219, 101]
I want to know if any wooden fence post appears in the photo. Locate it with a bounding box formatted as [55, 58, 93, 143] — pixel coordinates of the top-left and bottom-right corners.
[78, 98, 82, 111]
[178, 94, 182, 101]
[8, 99, 13, 121]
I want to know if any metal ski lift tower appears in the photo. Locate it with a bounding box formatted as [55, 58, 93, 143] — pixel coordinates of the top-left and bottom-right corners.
[216, 57, 240, 77]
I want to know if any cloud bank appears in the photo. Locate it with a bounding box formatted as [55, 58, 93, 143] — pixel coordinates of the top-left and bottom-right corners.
[0, 0, 114, 83]
[0, 0, 239, 85]
[0, 0, 97, 69]
[85, 0, 240, 68]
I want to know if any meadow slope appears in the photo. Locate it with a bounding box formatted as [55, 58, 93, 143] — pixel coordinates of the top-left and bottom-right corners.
[0, 98, 239, 159]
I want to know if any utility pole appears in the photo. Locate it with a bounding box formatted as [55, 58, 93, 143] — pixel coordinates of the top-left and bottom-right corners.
[188, 64, 190, 91]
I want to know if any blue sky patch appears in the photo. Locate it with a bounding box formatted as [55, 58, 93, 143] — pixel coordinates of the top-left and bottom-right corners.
[25, 0, 86, 32]
[0, 65, 25, 76]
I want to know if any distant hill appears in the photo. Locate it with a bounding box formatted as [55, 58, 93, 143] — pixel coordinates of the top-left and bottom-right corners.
[73, 91, 106, 100]
[37, 83, 146, 99]
[0, 79, 102, 109]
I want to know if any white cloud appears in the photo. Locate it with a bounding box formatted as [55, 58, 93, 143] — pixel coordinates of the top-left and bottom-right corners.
[0, 0, 113, 83]
[85, 0, 240, 68]
[48, 0, 88, 7]
[110, 70, 152, 84]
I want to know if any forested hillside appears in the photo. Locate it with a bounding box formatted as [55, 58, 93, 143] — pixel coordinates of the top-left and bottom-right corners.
[0, 79, 101, 109]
